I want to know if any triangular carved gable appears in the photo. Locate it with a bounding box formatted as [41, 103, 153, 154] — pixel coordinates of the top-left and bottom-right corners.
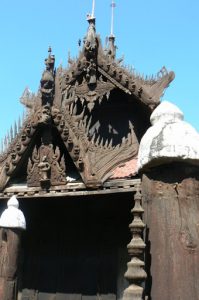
[0, 18, 175, 191]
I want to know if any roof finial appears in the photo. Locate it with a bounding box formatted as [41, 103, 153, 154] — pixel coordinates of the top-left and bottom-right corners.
[92, 0, 95, 18]
[105, 0, 116, 61]
[87, 0, 96, 22]
[110, 0, 116, 37]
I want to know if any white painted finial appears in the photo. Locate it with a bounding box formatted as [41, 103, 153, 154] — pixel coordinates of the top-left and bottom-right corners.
[0, 195, 26, 230]
[138, 101, 199, 171]
[7, 195, 19, 208]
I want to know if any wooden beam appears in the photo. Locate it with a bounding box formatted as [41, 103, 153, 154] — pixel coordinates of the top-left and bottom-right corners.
[0, 179, 141, 199]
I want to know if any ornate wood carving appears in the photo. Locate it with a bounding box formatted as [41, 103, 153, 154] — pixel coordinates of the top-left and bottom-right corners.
[27, 144, 66, 187]
[52, 102, 139, 187]
[123, 187, 147, 300]
[40, 46, 55, 106]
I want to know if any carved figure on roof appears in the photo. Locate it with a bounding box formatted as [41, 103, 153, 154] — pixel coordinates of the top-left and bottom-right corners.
[85, 58, 97, 85]
[40, 47, 55, 106]
[27, 144, 67, 188]
[37, 104, 51, 124]
[84, 16, 98, 60]
[38, 155, 51, 182]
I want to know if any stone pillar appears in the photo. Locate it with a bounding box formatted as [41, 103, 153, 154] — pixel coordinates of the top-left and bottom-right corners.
[138, 101, 199, 299]
[0, 196, 26, 300]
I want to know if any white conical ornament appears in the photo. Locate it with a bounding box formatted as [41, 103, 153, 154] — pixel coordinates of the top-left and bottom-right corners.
[0, 195, 26, 230]
[138, 101, 199, 170]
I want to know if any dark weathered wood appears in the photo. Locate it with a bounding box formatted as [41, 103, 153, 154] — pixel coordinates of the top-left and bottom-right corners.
[56, 294, 81, 300]
[38, 292, 55, 300]
[0, 179, 141, 199]
[19, 194, 132, 300]
[0, 228, 21, 300]
[142, 163, 199, 300]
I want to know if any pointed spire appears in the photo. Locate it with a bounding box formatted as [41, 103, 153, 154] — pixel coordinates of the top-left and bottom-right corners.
[105, 1, 117, 60]
[18, 116, 21, 132]
[92, 0, 96, 19]
[14, 121, 18, 138]
[7, 131, 10, 145]
[110, 0, 116, 37]
[87, 0, 96, 22]
[1, 138, 3, 153]
[10, 126, 13, 141]
[84, 2, 98, 60]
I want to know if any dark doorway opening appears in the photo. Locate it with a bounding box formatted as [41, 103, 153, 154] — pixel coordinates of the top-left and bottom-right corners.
[19, 193, 132, 300]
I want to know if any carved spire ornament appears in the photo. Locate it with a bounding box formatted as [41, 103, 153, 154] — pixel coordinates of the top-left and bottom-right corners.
[123, 187, 147, 300]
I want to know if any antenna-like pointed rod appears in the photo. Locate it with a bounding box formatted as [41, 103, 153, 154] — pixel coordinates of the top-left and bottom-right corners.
[111, 0, 116, 36]
[92, 0, 96, 18]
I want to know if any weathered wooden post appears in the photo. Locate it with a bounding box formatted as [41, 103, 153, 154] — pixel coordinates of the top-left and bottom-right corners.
[138, 101, 199, 299]
[0, 195, 26, 300]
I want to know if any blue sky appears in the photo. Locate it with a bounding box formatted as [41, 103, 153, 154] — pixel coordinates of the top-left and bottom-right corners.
[0, 0, 198, 143]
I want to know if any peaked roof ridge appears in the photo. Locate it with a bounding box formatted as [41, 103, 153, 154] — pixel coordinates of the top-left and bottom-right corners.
[57, 19, 175, 110]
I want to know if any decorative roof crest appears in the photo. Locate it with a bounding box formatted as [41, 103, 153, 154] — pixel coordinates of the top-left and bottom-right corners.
[83, 1, 98, 60]
[40, 47, 55, 106]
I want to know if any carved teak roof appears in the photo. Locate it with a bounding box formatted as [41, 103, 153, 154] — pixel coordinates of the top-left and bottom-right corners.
[0, 18, 174, 193]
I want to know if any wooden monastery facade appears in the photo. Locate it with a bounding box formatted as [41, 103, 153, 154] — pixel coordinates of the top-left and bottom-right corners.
[0, 14, 199, 300]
